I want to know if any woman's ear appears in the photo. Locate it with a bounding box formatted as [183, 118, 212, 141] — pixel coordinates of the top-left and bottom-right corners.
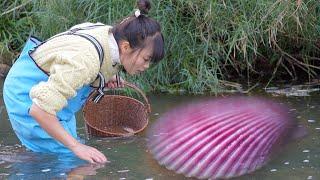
[119, 40, 131, 53]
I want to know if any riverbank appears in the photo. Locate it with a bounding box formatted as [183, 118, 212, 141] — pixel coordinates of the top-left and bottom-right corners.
[1, 0, 320, 93]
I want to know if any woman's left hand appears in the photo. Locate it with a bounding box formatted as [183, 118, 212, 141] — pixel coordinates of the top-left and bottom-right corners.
[105, 74, 124, 88]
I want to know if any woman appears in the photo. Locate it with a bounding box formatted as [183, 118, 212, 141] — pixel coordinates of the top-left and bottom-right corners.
[3, 0, 164, 163]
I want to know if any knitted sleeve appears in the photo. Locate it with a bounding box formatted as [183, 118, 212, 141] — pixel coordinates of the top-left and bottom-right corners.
[29, 50, 100, 115]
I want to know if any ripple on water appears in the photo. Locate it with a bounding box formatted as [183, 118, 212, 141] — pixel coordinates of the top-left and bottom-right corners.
[41, 169, 51, 172]
[0, 144, 26, 154]
[117, 170, 130, 173]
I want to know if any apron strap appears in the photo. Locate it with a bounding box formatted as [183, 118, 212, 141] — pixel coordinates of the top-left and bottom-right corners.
[70, 32, 104, 67]
[70, 32, 106, 103]
[93, 72, 106, 103]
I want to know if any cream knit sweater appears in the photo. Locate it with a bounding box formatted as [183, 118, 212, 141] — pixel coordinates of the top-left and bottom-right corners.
[30, 24, 120, 115]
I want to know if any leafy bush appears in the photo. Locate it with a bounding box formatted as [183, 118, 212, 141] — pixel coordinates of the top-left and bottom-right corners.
[1, 0, 319, 92]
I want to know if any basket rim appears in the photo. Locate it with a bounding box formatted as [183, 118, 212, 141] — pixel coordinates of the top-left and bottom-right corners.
[83, 94, 149, 136]
[84, 94, 148, 113]
[86, 81, 151, 113]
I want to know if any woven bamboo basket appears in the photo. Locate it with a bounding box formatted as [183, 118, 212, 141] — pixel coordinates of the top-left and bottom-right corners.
[83, 81, 151, 137]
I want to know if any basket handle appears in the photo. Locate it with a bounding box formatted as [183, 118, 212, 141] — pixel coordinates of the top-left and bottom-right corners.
[122, 81, 151, 113]
[86, 81, 151, 113]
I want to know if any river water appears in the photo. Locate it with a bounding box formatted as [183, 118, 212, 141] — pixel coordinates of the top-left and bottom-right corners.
[0, 79, 319, 180]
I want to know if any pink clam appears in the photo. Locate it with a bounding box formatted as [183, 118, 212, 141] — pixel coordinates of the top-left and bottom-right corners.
[148, 96, 295, 179]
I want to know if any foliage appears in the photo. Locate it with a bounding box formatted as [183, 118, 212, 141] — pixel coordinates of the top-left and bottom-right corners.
[1, 0, 320, 93]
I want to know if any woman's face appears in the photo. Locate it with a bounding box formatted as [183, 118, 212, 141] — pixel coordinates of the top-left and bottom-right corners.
[119, 41, 153, 75]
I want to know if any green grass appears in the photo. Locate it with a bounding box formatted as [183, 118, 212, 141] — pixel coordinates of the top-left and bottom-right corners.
[1, 0, 320, 93]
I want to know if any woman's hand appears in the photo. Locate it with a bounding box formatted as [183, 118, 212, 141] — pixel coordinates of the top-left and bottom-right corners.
[105, 74, 124, 88]
[70, 142, 107, 164]
[29, 104, 107, 164]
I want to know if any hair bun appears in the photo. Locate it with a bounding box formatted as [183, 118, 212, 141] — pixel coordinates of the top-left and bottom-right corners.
[137, 0, 151, 14]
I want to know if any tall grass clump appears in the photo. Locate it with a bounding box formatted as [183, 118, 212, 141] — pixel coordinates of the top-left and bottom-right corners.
[142, 0, 320, 92]
[1, 0, 320, 93]
[0, 0, 34, 65]
[32, 0, 136, 38]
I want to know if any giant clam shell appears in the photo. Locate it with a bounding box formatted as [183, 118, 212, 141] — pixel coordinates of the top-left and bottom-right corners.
[148, 96, 293, 179]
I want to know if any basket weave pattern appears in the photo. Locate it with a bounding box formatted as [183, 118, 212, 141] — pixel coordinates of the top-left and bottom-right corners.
[83, 82, 150, 137]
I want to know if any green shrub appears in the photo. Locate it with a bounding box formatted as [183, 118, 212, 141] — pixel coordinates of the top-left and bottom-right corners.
[1, 0, 319, 93]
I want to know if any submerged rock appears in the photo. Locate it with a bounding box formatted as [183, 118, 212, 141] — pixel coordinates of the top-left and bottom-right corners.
[0, 42, 14, 77]
[0, 64, 11, 77]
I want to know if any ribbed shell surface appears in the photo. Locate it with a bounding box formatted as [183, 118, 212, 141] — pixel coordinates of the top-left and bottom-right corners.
[148, 97, 292, 179]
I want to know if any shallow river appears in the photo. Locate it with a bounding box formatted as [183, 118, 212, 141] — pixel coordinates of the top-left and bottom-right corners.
[0, 79, 319, 180]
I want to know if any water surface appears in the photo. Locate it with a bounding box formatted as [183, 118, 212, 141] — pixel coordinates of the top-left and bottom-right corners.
[0, 80, 319, 179]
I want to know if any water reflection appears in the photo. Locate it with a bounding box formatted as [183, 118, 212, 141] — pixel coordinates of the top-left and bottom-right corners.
[0, 146, 104, 179]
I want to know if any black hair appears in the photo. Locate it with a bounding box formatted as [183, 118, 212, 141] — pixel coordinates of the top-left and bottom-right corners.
[112, 0, 165, 63]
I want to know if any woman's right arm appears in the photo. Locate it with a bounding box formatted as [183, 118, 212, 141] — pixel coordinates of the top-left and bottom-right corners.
[29, 103, 107, 164]
[29, 36, 107, 163]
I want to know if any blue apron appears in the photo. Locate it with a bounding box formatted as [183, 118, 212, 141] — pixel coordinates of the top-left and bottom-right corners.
[3, 24, 108, 154]
[3, 36, 93, 153]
